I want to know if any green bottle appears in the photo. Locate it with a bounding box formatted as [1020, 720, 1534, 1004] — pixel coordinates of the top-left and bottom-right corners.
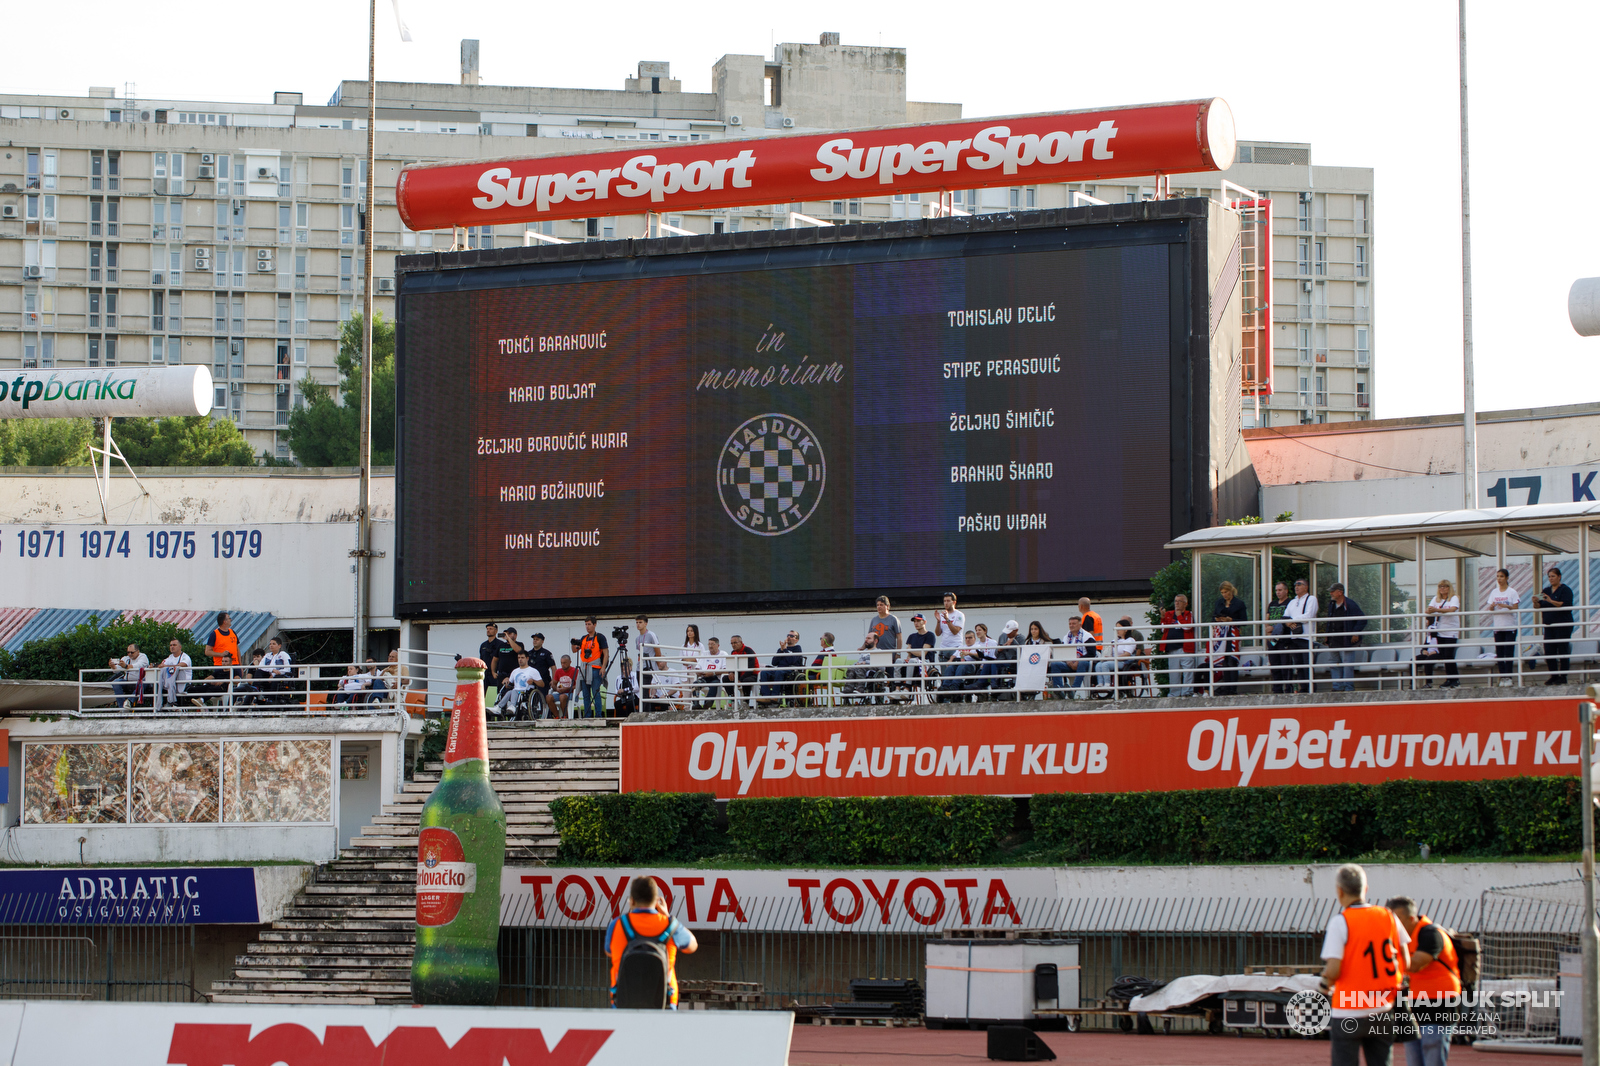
[412, 657, 506, 1005]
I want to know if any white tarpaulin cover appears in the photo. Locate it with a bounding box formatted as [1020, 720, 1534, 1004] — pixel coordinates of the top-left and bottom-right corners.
[1128, 972, 1321, 1012]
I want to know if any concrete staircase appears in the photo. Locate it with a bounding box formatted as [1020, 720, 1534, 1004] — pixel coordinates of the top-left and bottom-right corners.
[211, 719, 619, 1004]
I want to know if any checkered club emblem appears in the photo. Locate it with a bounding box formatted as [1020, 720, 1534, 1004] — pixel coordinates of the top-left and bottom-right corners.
[718, 413, 826, 536]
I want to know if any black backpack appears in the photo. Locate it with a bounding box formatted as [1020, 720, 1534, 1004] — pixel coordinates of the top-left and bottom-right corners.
[613, 913, 672, 1009]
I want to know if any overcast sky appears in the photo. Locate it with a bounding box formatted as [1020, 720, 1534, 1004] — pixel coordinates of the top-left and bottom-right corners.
[6, 0, 1596, 421]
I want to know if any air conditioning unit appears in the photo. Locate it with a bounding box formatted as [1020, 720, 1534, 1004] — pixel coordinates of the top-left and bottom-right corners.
[201, 154, 215, 165]
[229, 382, 244, 394]
[139, 110, 151, 122]
[727, 115, 742, 126]
[1301, 280, 1313, 293]
[256, 261, 272, 272]
[24, 265, 42, 278]
[197, 165, 215, 179]
[194, 257, 209, 270]
[256, 248, 271, 260]
[782, 117, 795, 128]
[377, 278, 394, 292]
[257, 167, 272, 179]
[1, 204, 15, 219]
[58, 109, 73, 120]
[194, 247, 211, 260]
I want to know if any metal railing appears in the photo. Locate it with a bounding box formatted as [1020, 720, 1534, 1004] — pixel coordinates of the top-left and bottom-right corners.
[0, 896, 204, 1002]
[76, 649, 455, 717]
[635, 605, 1591, 709]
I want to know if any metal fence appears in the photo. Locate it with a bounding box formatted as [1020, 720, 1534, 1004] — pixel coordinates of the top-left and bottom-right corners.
[636, 606, 1594, 711]
[0, 897, 204, 1001]
[1478, 879, 1589, 1047]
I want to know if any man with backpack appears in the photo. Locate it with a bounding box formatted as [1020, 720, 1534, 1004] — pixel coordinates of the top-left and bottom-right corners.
[1388, 896, 1469, 1066]
[605, 876, 697, 1009]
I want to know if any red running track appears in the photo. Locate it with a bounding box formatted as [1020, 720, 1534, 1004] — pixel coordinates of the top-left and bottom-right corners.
[787, 1025, 1550, 1065]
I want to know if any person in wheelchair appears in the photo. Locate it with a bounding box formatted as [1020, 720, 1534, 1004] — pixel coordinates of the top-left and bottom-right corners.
[840, 632, 889, 701]
[1092, 618, 1152, 698]
[495, 650, 542, 720]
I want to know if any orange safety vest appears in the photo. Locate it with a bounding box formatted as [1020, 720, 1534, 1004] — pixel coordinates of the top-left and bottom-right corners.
[1334, 904, 1403, 1012]
[606, 909, 679, 1006]
[209, 627, 240, 666]
[1407, 916, 1462, 1000]
[579, 633, 604, 667]
[1082, 611, 1103, 642]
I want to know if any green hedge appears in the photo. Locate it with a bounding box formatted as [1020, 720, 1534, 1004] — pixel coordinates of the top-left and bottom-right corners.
[1031, 776, 1580, 863]
[550, 792, 721, 863]
[727, 796, 1014, 866]
[0, 613, 205, 682]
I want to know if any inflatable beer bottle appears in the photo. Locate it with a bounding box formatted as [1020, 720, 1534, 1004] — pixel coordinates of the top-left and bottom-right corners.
[412, 657, 506, 1005]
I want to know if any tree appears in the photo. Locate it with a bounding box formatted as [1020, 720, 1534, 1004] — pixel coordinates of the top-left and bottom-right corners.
[111, 416, 256, 467]
[0, 418, 93, 466]
[286, 312, 396, 467]
[0, 613, 204, 682]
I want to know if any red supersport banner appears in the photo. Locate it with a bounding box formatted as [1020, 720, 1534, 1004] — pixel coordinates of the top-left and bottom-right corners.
[619, 698, 1585, 799]
[396, 98, 1235, 230]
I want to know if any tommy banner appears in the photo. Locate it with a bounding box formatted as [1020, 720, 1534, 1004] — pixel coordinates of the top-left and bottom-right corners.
[0, 1001, 793, 1066]
[396, 98, 1234, 229]
[619, 698, 1586, 799]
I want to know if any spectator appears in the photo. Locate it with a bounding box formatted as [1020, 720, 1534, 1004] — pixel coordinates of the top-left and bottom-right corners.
[526, 634, 557, 718]
[1486, 568, 1520, 685]
[262, 637, 293, 707]
[1077, 597, 1103, 643]
[727, 635, 760, 707]
[205, 612, 241, 667]
[758, 630, 805, 704]
[904, 614, 936, 695]
[1266, 581, 1293, 693]
[605, 875, 697, 1009]
[1324, 583, 1367, 693]
[194, 654, 239, 707]
[158, 639, 193, 709]
[868, 596, 902, 670]
[479, 623, 507, 697]
[1282, 578, 1319, 692]
[1210, 581, 1247, 695]
[933, 593, 965, 665]
[577, 616, 610, 718]
[108, 642, 149, 709]
[1421, 579, 1461, 688]
[238, 650, 269, 705]
[695, 637, 731, 709]
[994, 621, 1021, 697]
[1094, 618, 1144, 695]
[495, 628, 524, 696]
[841, 632, 887, 700]
[674, 624, 705, 708]
[497, 650, 541, 719]
[1048, 616, 1096, 697]
[811, 632, 837, 669]
[971, 623, 997, 693]
[551, 655, 579, 717]
[1161, 595, 1196, 697]
[1021, 622, 1052, 701]
[941, 630, 984, 701]
[332, 664, 368, 705]
[1537, 566, 1574, 686]
[634, 615, 660, 701]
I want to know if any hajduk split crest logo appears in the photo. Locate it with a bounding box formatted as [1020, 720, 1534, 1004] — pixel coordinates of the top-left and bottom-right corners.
[1285, 989, 1332, 1035]
[718, 413, 825, 536]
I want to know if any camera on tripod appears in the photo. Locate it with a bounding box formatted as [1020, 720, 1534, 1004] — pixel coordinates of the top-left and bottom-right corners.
[611, 625, 631, 644]
[610, 624, 639, 716]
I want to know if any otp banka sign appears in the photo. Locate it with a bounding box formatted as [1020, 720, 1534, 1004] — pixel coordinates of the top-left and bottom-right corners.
[0, 867, 260, 925]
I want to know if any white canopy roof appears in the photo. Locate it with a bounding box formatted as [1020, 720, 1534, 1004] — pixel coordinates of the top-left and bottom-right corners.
[1166, 500, 1600, 552]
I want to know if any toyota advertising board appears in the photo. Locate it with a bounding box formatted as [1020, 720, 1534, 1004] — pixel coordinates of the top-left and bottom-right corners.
[395, 198, 1242, 616]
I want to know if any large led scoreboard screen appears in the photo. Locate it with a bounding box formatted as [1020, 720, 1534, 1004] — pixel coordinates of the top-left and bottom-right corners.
[396, 221, 1196, 615]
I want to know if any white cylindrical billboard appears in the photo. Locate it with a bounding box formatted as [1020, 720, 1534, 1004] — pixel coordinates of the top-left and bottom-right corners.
[0, 366, 212, 418]
[1571, 277, 1600, 337]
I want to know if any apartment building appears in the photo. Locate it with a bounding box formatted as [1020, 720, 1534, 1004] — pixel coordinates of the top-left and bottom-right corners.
[0, 36, 1372, 456]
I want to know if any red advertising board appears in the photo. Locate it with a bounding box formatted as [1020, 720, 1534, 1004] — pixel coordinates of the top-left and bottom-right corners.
[620, 698, 1584, 799]
[396, 98, 1234, 230]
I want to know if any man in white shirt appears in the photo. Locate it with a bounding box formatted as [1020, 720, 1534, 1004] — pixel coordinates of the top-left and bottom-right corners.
[1049, 617, 1098, 699]
[261, 637, 293, 707]
[695, 637, 729, 709]
[1486, 568, 1521, 686]
[108, 642, 150, 709]
[497, 650, 541, 719]
[1282, 578, 1320, 693]
[158, 639, 193, 709]
[933, 592, 966, 694]
[1318, 863, 1410, 1066]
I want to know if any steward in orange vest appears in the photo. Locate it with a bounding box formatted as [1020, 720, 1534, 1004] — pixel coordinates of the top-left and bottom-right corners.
[605, 876, 696, 1008]
[1319, 864, 1410, 1065]
[205, 612, 241, 666]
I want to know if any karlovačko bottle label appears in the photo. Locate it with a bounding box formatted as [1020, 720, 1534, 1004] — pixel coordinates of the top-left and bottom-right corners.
[416, 826, 476, 927]
[443, 658, 490, 767]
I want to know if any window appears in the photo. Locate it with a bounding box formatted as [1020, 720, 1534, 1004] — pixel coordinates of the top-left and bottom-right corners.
[230, 338, 244, 380]
[170, 153, 183, 180]
[24, 194, 38, 220]
[25, 149, 38, 189]
[277, 384, 291, 426]
[215, 248, 226, 288]
[89, 291, 101, 328]
[1009, 188, 1020, 208]
[340, 254, 353, 291]
[105, 245, 117, 283]
[277, 294, 290, 334]
[41, 150, 56, 190]
[104, 291, 117, 329]
[294, 342, 307, 366]
[89, 244, 101, 282]
[91, 152, 103, 190]
[338, 295, 352, 322]
[232, 248, 245, 287]
[1355, 195, 1369, 234]
[153, 153, 167, 180]
[219, 154, 233, 194]
[213, 339, 227, 381]
[1357, 328, 1370, 366]
[216, 200, 230, 239]
[214, 296, 227, 332]
[586, 217, 600, 237]
[107, 151, 119, 190]
[278, 203, 291, 243]
[90, 197, 103, 236]
[230, 200, 245, 241]
[276, 340, 291, 381]
[294, 294, 307, 334]
[1314, 241, 1326, 276]
[167, 291, 182, 331]
[214, 384, 227, 411]
[294, 252, 307, 290]
[22, 341, 37, 369]
[152, 290, 164, 331]
[1356, 372, 1369, 408]
[1298, 192, 1311, 231]
[341, 203, 355, 244]
[166, 199, 182, 240]
[231, 295, 243, 334]
[39, 335, 55, 368]
[152, 199, 166, 239]
[342, 164, 354, 199]
[150, 336, 164, 363]
[295, 202, 308, 243]
[230, 384, 242, 422]
[1315, 373, 1326, 407]
[168, 245, 183, 285]
[1297, 237, 1311, 276]
[1356, 242, 1368, 277]
[90, 337, 101, 367]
